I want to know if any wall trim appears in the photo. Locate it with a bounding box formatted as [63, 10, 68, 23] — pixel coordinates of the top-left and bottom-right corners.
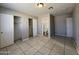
[55, 34, 66, 37]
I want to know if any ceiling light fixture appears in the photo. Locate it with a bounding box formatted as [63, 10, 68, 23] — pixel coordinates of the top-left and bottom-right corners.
[48, 7, 54, 14]
[37, 3, 44, 8]
[48, 7, 53, 10]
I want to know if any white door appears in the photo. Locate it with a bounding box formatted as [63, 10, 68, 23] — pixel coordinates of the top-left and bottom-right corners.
[33, 19, 37, 37]
[66, 18, 73, 37]
[0, 14, 14, 48]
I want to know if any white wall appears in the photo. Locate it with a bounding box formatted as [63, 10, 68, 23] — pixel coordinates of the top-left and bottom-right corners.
[0, 6, 37, 40]
[73, 4, 79, 54]
[55, 15, 70, 36]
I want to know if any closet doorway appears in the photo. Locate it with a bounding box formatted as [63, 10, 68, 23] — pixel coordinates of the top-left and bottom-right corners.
[28, 18, 33, 37]
[14, 16, 22, 41]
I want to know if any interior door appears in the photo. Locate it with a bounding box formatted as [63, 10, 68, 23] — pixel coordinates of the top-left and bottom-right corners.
[0, 14, 14, 48]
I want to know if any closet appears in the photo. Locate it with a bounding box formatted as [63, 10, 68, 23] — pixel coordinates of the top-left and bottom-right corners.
[14, 16, 22, 41]
[28, 18, 37, 37]
[50, 15, 55, 37]
[28, 18, 33, 37]
[0, 14, 14, 48]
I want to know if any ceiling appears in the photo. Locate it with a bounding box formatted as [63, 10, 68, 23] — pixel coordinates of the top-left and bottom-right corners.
[0, 3, 75, 17]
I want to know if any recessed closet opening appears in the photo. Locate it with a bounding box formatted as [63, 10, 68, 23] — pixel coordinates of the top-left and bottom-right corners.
[14, 16, 22, 42]
[50, 15, 55, 37]
[28, 18, 33, 37]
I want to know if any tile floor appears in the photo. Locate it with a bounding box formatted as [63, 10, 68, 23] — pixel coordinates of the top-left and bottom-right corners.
[0, 36, 78, 55]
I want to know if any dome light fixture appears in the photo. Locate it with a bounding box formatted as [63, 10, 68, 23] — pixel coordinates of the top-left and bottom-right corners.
[48, 7, 54, 14]
[37, 3, 44, 8]
[48, 7, 53, 10]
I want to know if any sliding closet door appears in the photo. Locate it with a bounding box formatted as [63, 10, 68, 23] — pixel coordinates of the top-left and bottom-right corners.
[0, 14, 14, 48]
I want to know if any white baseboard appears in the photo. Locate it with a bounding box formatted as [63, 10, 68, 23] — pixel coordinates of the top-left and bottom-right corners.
[55, 34, 66, 37]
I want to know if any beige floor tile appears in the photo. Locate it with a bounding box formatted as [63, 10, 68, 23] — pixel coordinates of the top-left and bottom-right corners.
[6, 44, 20, 51]
[26, 40, 40, 47]
[44, 40, 55, 49]
[30, 41, 45, 50]
[65, 45, 76, 51]
[65, 39, 75, 48]
[17, 43, 32, 51]
[65, 48, 78, 55]
[38, 46, 51, 55]
[55, 39, 64, 45]
[52, 44, 65, 55]
[0, 36, 78, 55]
[0, 48, 7, 55]
[65, 42, 76, 50]
[50, 50, 64, 55]
[55, 42, 64, 48]
[6, 43, 24, 55]
[8, 50, 24, 55]
[34, 51, 42, 55]
[32, 44, 43, 51]
[7, 48, 24, 55]
[28, 41, 38, 47]
[24, 47, 37, 55]
[41, 37, 49, 43]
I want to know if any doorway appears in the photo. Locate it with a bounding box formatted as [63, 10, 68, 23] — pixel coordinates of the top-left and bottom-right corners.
[14, 16, 22, 41]
[43, 24, 48, 36]
[28, 18, 33, 37]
